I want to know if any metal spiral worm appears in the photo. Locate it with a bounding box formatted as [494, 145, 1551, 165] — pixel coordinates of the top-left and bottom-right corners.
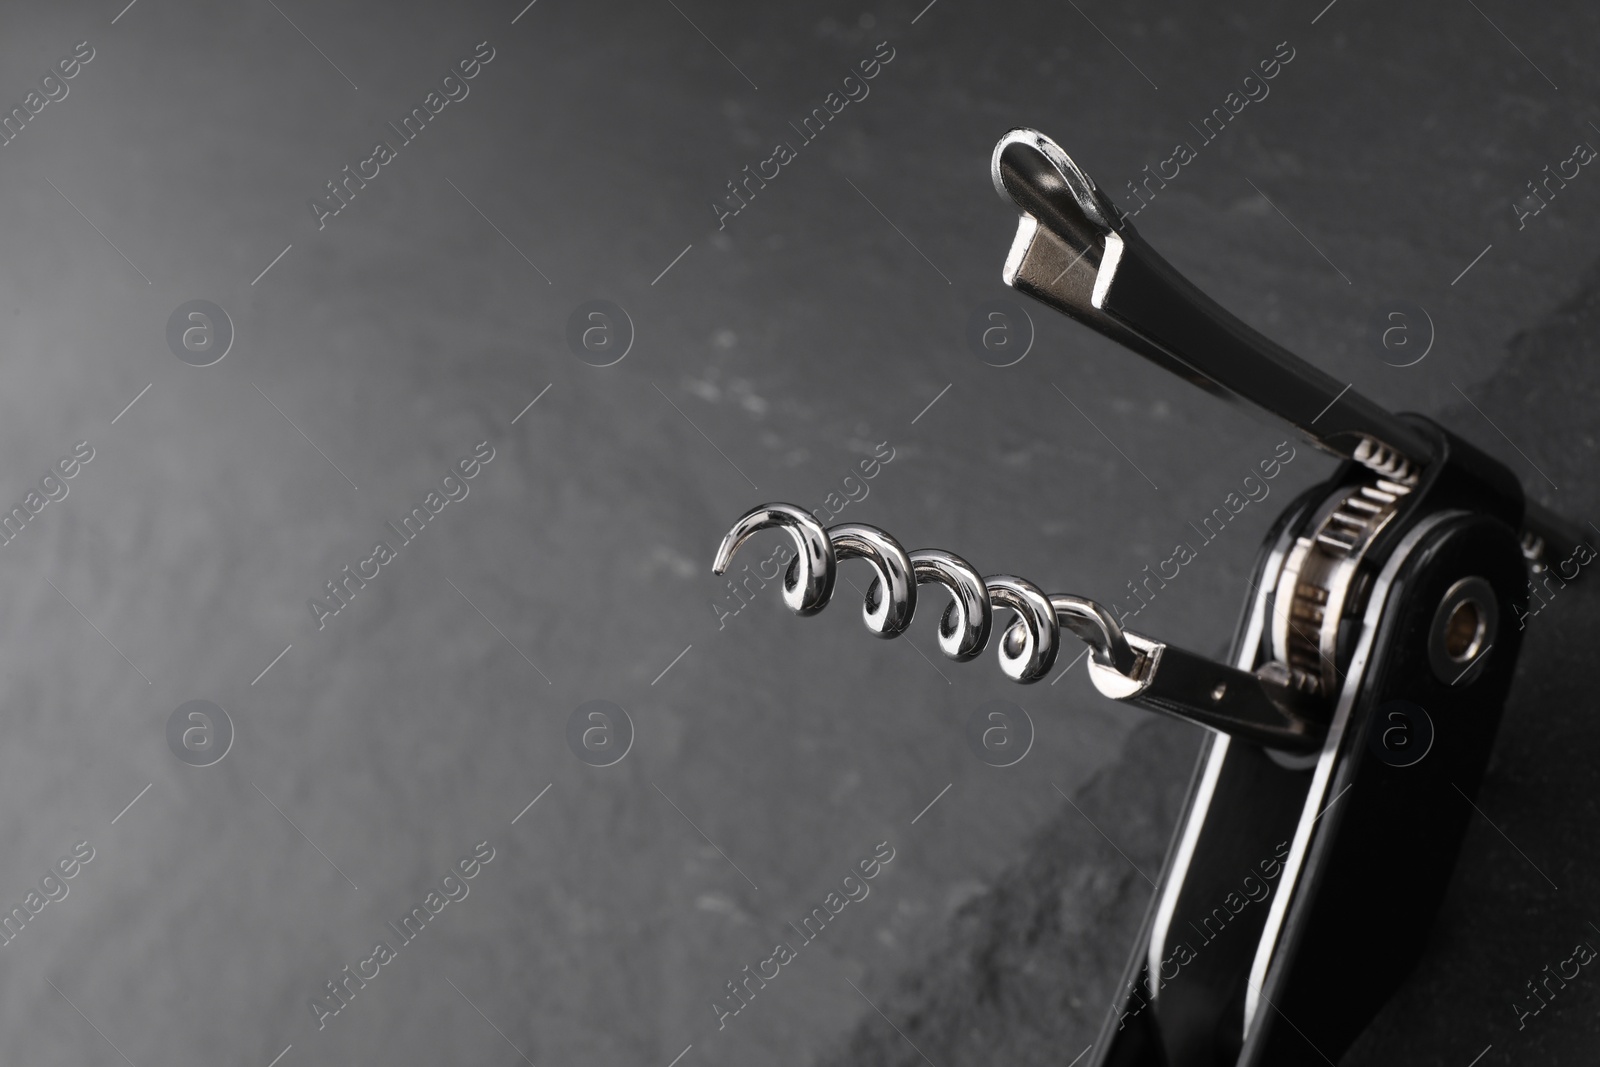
[712, 503, 1141, 685]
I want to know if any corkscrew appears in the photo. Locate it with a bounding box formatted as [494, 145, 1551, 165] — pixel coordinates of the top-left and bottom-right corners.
[716, 129, 1590, 1066]
[713, 504, 1323, 752]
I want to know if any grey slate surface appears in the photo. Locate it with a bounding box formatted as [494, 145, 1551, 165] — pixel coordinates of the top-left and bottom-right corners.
[0, 0, 1593, 1064]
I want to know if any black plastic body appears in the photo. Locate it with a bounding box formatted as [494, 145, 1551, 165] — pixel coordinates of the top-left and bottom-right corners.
[1090, 420, 1528, 1066]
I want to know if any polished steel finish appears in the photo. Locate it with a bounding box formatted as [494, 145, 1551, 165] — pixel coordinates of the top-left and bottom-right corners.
[1427, 575, 1497, 685]
[999, 593, 1140, 676]
[907, 548, 991, 660]
[829, 523, 916, 637]
[984, 574, 1061, 681]
[713, 505, 1061, 681]
[1271, 476, 1414, 696]
[1089, 634, 1322, 751]
[714, 504, 1324, 751]
[712, 502, 834, 614]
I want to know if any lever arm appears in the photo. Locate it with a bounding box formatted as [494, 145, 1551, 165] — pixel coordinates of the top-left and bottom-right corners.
[992, 127, 1590, 568]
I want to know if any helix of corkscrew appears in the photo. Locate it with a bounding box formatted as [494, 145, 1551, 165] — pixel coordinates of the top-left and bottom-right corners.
[712, 502, 1146, 686]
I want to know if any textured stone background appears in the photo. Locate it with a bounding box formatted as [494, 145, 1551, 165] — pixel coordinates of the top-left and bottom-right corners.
[0, 0, 1593, 1065]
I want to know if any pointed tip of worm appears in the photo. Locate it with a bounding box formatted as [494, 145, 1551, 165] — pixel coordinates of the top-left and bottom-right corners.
[711, 539, 736, 576]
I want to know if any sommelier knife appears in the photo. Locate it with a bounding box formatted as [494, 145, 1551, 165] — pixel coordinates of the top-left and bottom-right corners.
[712, 128, 1589, 1065]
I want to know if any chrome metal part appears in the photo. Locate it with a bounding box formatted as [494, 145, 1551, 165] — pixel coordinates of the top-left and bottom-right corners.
[1271, 476, 1414, 697]
[1427, 575, 1498, 685]
[907, 548, 991, 660]
[712, 502, 834, 615]
[714, 504, 1324, 752]
[828, 522, 916, 637]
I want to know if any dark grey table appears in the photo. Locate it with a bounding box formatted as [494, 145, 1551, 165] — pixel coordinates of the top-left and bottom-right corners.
[0, 1, 1593, 1064]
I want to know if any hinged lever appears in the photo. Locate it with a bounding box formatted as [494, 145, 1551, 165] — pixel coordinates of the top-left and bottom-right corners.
[992, 127, 1434, 477]
[1079, 626, 1322, 752]
[991, 127, 1589, 570]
